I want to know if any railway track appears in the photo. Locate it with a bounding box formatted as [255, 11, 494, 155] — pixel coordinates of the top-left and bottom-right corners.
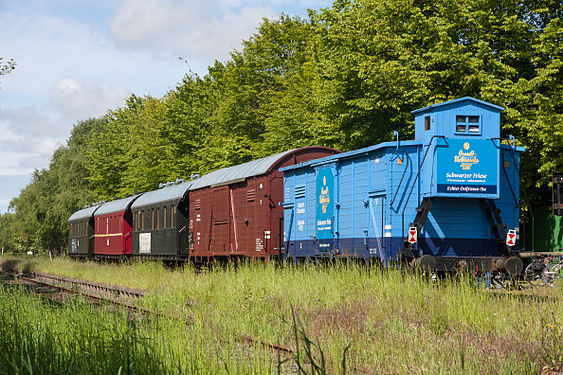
[1, 271, 295, 360]
[28, 272, 146, 299]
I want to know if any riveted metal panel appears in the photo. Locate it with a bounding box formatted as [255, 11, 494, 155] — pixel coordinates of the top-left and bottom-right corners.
[189, 147, 338, 260]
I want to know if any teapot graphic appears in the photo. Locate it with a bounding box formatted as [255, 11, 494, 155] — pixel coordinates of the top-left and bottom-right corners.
[319, 176, 330, 213]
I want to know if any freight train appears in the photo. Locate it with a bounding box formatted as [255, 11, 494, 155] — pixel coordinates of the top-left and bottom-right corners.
[68, 97, 525, 276]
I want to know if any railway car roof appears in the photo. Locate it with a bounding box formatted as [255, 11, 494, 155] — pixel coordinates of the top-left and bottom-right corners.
[280, 141, 420, 172]
[68, 204, 102, 222]
[189, 149, 296, 190]
[131, 180, 195, 209]
[280, 140, 524, 172]
[410, 97, 504, 114]
[95, 194, 142, 216]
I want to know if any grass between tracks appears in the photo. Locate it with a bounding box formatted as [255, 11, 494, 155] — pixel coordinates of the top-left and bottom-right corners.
[2, 255, 563, 374]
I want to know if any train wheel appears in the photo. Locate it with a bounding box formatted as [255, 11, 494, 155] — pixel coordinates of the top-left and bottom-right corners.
[543, 263, 562, 287]
[524, 262, 546, 287]
[491, 271, 513, 289]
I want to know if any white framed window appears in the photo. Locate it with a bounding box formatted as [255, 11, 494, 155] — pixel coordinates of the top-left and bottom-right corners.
[455, 115, 481, 134]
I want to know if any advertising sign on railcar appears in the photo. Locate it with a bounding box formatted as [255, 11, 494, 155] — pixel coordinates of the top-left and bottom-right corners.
[316, 168, 334, 241]
[436, 139, 499, 198]
[139, 233, 151, 254]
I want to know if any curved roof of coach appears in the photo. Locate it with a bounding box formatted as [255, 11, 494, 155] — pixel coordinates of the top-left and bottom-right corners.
[68, 204, 103, 222]
[131, 180, 195, 209]
[94, 194, 142, 216]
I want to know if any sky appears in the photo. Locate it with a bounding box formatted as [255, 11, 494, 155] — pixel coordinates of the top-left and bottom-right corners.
[0, 0, 332, 214]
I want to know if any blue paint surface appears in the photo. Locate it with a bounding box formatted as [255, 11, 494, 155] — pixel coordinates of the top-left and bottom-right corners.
[286, 236, 509, 259]
[282, 98, 524, 264]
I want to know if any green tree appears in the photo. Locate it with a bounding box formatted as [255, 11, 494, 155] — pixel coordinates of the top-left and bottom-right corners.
[85, 96, 142, 199]
[0, 57, 15, 83]
[308, 0, 562, 202]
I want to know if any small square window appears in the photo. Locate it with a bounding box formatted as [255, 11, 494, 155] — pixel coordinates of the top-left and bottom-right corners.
[455, 115, 480, 134]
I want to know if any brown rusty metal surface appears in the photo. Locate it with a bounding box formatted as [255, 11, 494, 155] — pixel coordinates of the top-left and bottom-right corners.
[189, 147, 338, 260]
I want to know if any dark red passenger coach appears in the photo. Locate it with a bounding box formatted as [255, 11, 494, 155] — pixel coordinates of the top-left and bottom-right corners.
[188, 147, 338, 261]
[93, 195, 141, 256]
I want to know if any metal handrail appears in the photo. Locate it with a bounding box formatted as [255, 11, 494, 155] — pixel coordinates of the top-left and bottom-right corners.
[492, 137, 534, 251]
[501, 154, 518, 208]
[401, 135, 445, 242]
[390, 152, 410, 206]
[507, 139, 534, 251]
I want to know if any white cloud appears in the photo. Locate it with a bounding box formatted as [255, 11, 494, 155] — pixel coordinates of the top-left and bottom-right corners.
[110, 0, 275, 60]
[50, 77, 129, 121]
[0, 77, 127, 178]
[0, 106, 69, 162]
[0, 107, 61, 139]
[0, 151, 38, 175]
[0, 174, 33, 214]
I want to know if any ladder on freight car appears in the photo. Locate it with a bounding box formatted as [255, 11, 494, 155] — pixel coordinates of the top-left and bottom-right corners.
[400, 197, 433, 261]
[482, 199, 511, 255]
[399, 197, 510, 261]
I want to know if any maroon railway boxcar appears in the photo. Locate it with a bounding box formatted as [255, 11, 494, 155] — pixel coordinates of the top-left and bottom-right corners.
[93, 194, 142, 257]
[188, 147, 338, 261]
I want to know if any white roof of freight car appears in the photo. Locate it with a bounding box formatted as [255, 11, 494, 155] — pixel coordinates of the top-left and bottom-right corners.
[189, 149, 296, 190]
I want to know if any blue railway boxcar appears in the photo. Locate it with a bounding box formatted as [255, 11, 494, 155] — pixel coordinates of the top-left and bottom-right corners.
[281, 97, 525, 275]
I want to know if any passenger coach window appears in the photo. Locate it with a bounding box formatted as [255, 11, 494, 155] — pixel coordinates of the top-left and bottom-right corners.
[456, 115, 480, 134]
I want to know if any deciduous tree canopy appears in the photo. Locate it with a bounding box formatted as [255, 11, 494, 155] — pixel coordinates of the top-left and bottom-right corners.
[1, 1, 562, 252]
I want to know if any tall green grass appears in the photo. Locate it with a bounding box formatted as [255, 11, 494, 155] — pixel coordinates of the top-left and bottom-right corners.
[0, 284, 172, 374]
[3, 255, 563, 374]
[0, 282, 285, 374]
